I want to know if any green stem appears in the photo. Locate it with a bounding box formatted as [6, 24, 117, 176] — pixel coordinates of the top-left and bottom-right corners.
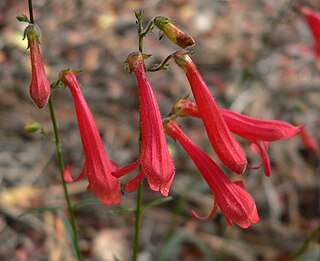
[132, 181, 143, 261]
[48, 96, 82, 261]
[290, 224, 320, 260]
[132, 10, 145, 260]
[138, 20, 143, 52]
[28, 0, 34, 24]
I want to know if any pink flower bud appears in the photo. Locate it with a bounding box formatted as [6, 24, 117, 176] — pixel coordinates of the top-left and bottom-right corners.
[154, 16, 195, 49]
[25, 25, 50, 108]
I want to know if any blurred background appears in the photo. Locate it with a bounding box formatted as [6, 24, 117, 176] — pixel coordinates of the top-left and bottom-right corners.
[0, 0, 319, 260]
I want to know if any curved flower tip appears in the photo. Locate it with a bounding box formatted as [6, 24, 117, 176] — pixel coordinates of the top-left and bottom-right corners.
[191, 201, 218, 221]
[223, 180, 260, 228]
[249, 142, 271, 177]
[26, 26, 50, 109]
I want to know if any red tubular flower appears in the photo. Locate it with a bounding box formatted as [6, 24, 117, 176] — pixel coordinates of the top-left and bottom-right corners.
[173, 52, 247, 174]
[173, 99, 303, 142]
[112, 52, 175, 196]
[164, 119, 259, 228]
[294, 6, 320, 59]
[173, 99, 303, 176]
[59, 69, 121, 205]
[25, 24, 50, 109]
[299, 129, 319, 152]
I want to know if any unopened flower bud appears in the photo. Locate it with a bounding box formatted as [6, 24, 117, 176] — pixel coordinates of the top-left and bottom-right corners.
[24, 24, 50, 109]
[24, 122, 41, 133]
[154, 16, 195, 49]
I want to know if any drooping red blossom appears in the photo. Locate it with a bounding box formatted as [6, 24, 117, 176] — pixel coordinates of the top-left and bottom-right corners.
[293, 6, 320, 59]
[173, 52, 247, 174]
[299, 129, 319, 152]
[112, 52, 175, 196]
[173, 99, 303, 176]
[173, 99, 303, 142]
[25, 24, 50, 108]
[164, 119, 259, 228]
[59, 69, 121, 205]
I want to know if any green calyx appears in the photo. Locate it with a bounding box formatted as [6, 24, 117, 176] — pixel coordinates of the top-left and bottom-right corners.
[23, 24, 41, 46]
[173, 50, 191, 68]
[153, 16, 176, 31]
[125, 52, 152, 73]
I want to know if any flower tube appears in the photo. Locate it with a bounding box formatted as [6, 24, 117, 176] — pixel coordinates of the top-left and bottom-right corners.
[112, 52, 175, 196]
[173, 99, 303, 142]
[59, 69, 121, 205]
[25, 24, 50, 108]
[164, 119, 259, 228]
[173, 52, 247, 174]
[173, 99, 303, 176]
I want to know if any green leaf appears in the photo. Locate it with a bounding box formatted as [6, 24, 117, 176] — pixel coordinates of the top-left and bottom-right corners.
[109, 207, 135, 214]
[143, 196, 173, 210]
[158, 230, 210, 261]
[113, 255, 121, 261]
[290, 225, 320, 260]
[134, 9, 144, 20]
[19, 206, 62, 217]
[58, 209, 77, 259]
[74, 197, 103, 210]
[16, 14, 30, 23]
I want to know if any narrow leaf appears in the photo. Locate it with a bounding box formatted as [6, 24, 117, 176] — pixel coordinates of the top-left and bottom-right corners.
[16, 14, 30, 23]
[19, 206, 62, 217]
[143, 196, 173, 210]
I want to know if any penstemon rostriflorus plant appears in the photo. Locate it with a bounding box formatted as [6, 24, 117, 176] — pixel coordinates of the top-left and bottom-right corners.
[18, 2, 309, 260]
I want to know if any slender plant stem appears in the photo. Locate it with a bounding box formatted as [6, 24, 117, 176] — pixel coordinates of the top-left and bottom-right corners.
[138, 19, 143, 52]
[132, 181, 143, 261]
[132, 10, 145, 261]
[49, 96, 82, 261]
[28, 0, 34, 24]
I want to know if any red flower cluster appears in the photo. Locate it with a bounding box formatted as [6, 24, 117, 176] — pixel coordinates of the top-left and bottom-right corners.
[23, 12, 306, 230]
